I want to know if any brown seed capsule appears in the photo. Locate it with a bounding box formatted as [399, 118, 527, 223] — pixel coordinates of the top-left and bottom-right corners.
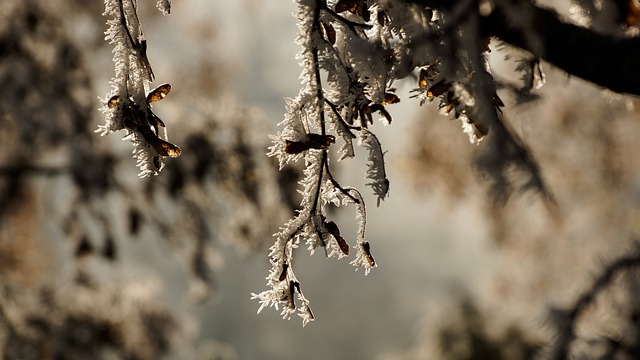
[278, 263, 289, 282]
[321, 21, 336, 45]
[362, 241, 375, 266]
[381, 93, 400, 105]
[336, 0, 358, 13]
[288, 281, 297, 309]
[138, 125, 182, 158]
[325, 221, 350, 255]
[336, 236, 350, 255]
[427, 80, 451, 97]
[149, 112, 166, 128]
[153, 138, 182, 158]
[147, 83, 171, 103]
[419, 69, 429, 89]
[307, 134, 335, 150]
[285, 140, 310, 154]
[107, 95, 120, 109]
[324, 221, 341, 237]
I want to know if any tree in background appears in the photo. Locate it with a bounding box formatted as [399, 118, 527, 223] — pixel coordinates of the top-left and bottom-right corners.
[0, 0, 291, 357]
[2, 0, 640, 358]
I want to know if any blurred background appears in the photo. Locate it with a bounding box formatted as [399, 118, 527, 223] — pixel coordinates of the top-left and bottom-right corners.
[1, 0, 640, 359]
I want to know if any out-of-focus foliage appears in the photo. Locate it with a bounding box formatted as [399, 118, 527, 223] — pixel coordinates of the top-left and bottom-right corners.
[0, 0, 291, 357]
[392, 5, 640, 358]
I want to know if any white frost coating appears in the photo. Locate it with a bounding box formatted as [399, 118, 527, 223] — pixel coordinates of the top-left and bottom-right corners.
[346, 188, 377, 275]
[359, 129, 389, 206]
[459, 115, 481, 145]
[267, 96, 311, 169]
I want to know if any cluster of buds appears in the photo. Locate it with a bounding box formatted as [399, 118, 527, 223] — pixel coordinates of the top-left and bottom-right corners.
[107, 83, 181, 173]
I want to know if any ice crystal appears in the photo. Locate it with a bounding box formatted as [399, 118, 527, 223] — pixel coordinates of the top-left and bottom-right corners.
[359, 129, 389, 206]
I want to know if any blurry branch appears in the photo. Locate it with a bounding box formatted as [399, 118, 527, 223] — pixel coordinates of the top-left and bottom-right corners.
[548, 241, 640, 360]
[0, 165, 70, 177]
[480, 1, 640, 96]
[413, 0, 640, 95]
[1, 4, 292, 354]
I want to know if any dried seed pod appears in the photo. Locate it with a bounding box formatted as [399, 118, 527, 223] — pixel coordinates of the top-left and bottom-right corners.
[138, 125, 182, 157]
[362, 241, 375, 266]
[381, 93, 400, 105]
[626, 0, 640, 26]
[279, 263, 289, 282]
[149, 112, 166, 128]
[336, 237, 350, 255]
[146, 83, 171, 103]
[419, 69, 429, 89]
[286, 134, 335, 154]
[324, 220, 341, 237]
[122, 117, 137, 130]
[107, 95, 120, 108]
[122, 104, 144, 128]
[285, 140, 310, 154]
[307, 134, 335, 150]
[321, 20, 336, 45]
[427, 80, 451, 97]
[288, 281, 297, 309]
[325, 221, 350, 255]
[148, 136, 182, 158]
[336, 0, 358, 13]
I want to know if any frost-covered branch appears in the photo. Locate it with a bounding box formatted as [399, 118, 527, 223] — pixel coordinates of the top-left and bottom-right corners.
[97, 0, 180, 177]
[256, 0, 398, 325]
[258, 0, 640, 325]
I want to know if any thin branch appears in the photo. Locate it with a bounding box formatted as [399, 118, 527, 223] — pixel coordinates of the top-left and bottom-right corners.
[324, 99, 358, 136]
[549, 246, 640, 360]
[321, 6, 373, 31]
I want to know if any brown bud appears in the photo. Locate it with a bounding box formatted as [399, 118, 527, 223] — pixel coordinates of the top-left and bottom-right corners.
[325, 221, 350, 255]
[336, 0, 358, 13]
[307, 134, 335, 150]
[321, 21, 336, 45]
[381, 93, 400, 105]
[278, 263, 289, 282]
[107, 95, 120, 109]
[362, 241, 375, 266]
[427, 80, 451, 98]
[285, 140, 310, 154]
[146, 83, 171, 103]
